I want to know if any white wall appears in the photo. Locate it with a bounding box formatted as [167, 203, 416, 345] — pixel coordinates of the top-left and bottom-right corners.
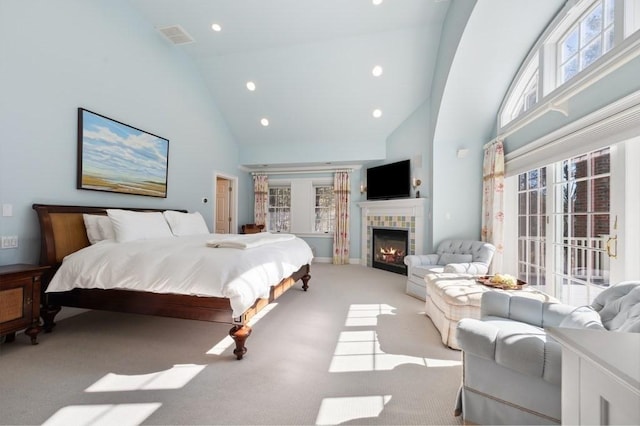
[0, 0, 250, 264]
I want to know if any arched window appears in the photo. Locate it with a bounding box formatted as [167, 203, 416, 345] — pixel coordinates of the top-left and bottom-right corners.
[500, 57, 539, 126]
[499, 0, 640, 128]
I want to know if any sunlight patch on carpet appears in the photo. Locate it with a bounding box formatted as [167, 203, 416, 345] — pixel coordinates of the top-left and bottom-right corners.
[85, 364, 206, 392]
[330, 312, 462, 372]
[315, 395, 391, 425]
[43, 403, 161, 426]
[345, 303, 395, 326]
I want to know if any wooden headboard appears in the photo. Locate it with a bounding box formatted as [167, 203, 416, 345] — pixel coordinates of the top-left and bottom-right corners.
[32, 204, 187, 272]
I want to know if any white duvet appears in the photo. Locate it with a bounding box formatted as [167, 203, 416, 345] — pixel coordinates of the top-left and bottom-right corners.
[47, 233, 314, 318]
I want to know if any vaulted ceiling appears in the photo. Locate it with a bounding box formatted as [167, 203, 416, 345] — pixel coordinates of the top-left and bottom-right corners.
[129, 0, 450, 168]
[128, 0, 564, 169]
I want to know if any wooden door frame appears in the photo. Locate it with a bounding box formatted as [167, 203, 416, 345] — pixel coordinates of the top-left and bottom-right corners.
[212, 171, 238, 234]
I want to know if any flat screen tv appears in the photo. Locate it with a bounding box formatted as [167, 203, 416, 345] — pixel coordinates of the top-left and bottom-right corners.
[366, 159, 411, 200]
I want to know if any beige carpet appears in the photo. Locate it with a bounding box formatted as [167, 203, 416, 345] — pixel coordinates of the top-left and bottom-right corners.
[0, 264, 463, 425]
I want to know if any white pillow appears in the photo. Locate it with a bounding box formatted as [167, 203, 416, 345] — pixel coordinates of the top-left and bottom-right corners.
[163, 210, 210, 236]
[106, 209, 173, 242]
[83, 214, 105, 244]
[97, 217, 116, 240]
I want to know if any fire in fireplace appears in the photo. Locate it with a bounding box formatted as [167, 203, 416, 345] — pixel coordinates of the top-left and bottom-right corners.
[372, 228, 408, 275]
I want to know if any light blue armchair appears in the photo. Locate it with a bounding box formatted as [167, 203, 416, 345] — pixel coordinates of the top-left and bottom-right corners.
[455, 281, 640, 425]
[403, 239, 495, 300]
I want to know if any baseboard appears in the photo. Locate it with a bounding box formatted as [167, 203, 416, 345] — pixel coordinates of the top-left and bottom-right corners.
[312, 257, 362, 264]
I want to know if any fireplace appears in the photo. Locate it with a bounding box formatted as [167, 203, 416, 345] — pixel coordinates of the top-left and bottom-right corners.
[372, 228, 408, 275]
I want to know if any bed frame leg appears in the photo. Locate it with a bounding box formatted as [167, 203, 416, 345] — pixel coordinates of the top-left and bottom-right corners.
[229, 325, 252, 360]
[301, 273, 311, 291]
[41, 305, 61, 333]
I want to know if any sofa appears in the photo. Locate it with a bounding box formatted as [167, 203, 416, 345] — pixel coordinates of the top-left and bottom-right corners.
[403, 240, 495, 300]
[455, 281, 640, 425]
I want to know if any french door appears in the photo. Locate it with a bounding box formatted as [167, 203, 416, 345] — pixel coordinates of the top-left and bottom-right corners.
[517, 146, 616, 305]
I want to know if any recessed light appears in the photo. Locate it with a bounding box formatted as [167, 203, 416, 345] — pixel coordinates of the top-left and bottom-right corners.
[260, 118, 269, 126]
[372, 109, 382, 118]
[372, 65, 383, 77]
[211, 23, 222, 32]
[246, 81, 256, 91]
[372, 0, 383, 5]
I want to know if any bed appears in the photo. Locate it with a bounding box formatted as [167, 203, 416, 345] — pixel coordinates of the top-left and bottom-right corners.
[32, 203, 312, 360]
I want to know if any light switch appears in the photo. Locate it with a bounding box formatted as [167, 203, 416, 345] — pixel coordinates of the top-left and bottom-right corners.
[2, 204, 12, 217]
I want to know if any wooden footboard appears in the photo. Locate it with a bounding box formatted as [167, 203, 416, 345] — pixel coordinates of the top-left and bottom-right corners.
[32, 203, 311, 360]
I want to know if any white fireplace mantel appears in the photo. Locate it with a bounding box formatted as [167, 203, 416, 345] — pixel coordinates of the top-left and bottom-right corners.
[357, 198, 426, 267]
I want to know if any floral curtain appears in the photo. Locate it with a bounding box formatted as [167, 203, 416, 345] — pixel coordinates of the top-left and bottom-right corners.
[481, 139, 505, 273]
[333, 171, 350, 264]
[253, 173, 268, 227]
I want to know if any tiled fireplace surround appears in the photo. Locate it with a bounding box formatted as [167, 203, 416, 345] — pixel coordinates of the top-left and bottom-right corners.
[357, 198, 426, 267]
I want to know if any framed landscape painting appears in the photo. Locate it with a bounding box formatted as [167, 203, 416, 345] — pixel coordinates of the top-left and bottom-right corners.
[77, 108, 169, 198]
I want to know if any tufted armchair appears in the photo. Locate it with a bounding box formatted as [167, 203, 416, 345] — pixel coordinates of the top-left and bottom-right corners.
[403, 239, 495, 300]
[455, 281, 640, 425]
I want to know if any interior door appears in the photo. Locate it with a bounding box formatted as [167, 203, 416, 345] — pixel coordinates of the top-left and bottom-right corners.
[215, 178, 231, 233]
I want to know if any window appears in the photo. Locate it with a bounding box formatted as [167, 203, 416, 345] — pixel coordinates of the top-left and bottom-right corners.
[552, 148, 610, 305]
[517, 167, 548, 287]
[499, 0, 639, 128]
[514, 147, 612, 305]
[268, 186, 291, 232]
[501, 58, 539, 126]
[314, 186, 335, 233]
[266, 178, 336, 235]
[558, 0, 615, 84]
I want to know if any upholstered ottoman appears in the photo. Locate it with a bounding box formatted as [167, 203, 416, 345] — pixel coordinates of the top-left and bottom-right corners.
[425, 273, 557, 349]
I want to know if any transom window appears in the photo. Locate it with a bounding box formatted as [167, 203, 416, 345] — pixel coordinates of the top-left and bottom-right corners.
[559, 0, 615, 84]
[500, 0, 638, 127]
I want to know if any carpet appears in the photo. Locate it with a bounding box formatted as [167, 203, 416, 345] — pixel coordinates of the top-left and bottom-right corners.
[0, 263, 463, 425]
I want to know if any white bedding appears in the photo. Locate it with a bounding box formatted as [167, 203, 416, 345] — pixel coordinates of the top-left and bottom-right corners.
[206, 232, 295, 249]
[47, 233, 314, 317]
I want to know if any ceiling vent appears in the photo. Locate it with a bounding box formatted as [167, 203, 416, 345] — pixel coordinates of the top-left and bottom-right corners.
[157, 25, 195, 45]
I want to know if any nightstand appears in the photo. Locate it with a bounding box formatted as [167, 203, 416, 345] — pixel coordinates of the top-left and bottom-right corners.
[0, 264, 49, 345]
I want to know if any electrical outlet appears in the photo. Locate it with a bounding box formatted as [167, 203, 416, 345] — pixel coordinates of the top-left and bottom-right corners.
[1, 236, 18, 249]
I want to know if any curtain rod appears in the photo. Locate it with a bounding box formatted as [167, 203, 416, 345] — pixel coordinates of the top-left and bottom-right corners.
[251, 168, 354, 176]
[251, 169, 352, 176]
[483, 138, 503, 149]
